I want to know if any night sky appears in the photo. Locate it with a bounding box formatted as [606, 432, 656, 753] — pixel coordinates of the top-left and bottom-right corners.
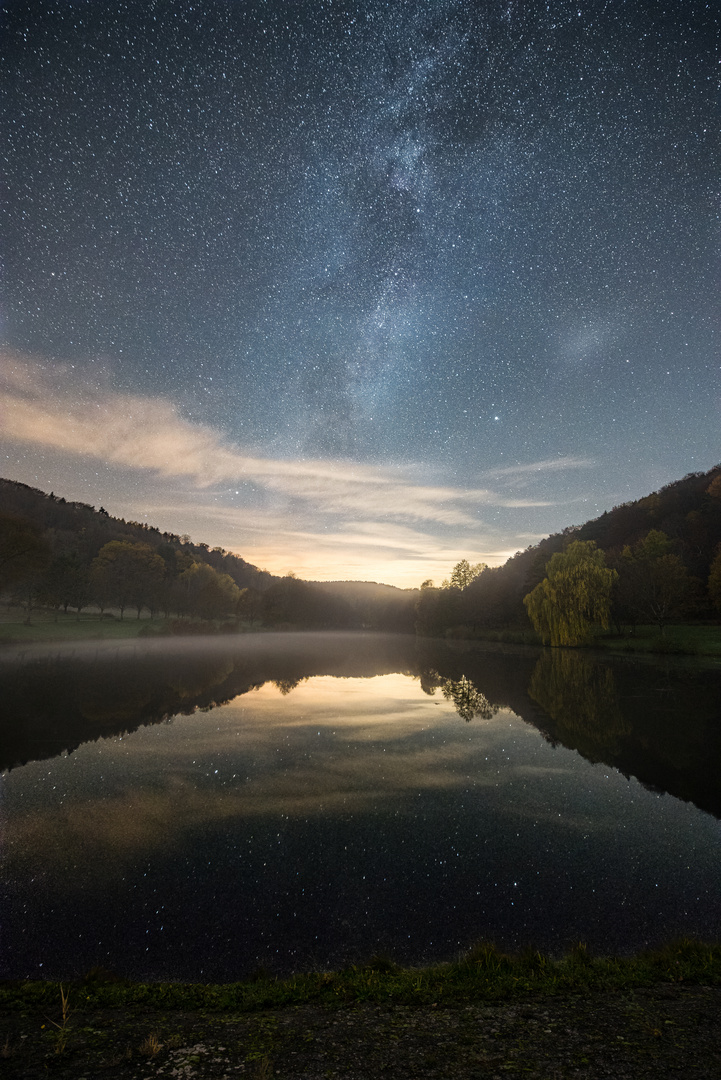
[1, 1, 718, 585]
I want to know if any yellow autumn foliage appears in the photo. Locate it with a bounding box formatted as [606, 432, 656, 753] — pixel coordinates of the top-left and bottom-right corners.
[523, 540, 617, 646]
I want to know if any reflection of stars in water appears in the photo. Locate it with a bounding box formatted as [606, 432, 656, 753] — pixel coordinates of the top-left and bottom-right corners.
[4, 655, 721, 977]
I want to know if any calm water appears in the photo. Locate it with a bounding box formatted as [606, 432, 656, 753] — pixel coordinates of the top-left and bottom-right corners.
[1, 632, 720, 980]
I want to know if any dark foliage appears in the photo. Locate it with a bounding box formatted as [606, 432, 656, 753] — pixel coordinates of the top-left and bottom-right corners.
[421, 465, 721, 637]
[3, 465, 721, 634]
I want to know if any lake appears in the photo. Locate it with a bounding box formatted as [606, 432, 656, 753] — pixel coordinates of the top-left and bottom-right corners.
[1, 631, 720, 981]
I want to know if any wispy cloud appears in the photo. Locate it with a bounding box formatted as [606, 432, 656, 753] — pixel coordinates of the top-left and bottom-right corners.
[128, 498, 503, 584]
[480, 457, 595, 478]
[0, 353, 594, 584]
[0, 354, 563, 528]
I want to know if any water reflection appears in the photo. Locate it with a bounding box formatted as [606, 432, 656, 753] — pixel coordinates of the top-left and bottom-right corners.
[529, 650, 629, 755]
[1, 633, 720, 979]
[422, 672, 500, 722]
[2, 633, 721, 817]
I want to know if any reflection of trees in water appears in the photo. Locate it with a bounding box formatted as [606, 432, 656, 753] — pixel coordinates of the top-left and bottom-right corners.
[0, 651, 255, 771]
[6, 636, 721, 819]
[421, 669, 499, 722]
[272, 677, 309, 696]
[528, 650, 629, 760]
[0, 635, 419, 771]
[524, 648, 721, 818]
[79, 655, 239, 724]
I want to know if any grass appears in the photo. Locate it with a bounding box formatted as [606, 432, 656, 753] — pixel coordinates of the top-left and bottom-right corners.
[1, 939, 720, 1015]
[0, 606, 175, 644]
[445, 626, 543, 646]
[2, 604, 720, 657]
[42, 983, 72, 1054]
[138, 1031, 163, 1056]
[443, 623, 721, 657]
[592, 624, 721, 657]
[0, 607, 253, 644]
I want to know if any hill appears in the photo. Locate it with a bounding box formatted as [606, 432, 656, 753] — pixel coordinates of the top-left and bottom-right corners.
[2, 464, 721, 638]
[0, 479, 414, 631]
[307, 579, 416, 601]
[306, 579, 419, 632]
[0, 477, 273, 592]
[417, 465, 721, 637]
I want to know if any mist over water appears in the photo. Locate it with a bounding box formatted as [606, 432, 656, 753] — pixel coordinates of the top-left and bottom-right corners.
[1, 633, 720, 980]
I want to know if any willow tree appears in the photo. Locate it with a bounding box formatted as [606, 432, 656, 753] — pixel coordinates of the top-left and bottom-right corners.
[523, 540, 617, 646]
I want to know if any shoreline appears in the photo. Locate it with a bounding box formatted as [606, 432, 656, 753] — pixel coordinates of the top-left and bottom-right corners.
[2, 607, 721, 658]
[2, 944, 720, 1078]
[3, 939, 720, 1011]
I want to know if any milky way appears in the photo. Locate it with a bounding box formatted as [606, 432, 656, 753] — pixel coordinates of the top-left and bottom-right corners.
[1, 1, 718, 583]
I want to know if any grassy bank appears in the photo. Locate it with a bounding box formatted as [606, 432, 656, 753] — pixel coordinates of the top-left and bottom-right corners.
[0, 606, 169, 644]
[0, 607, 256, 645]
[447, 623, 721, 657]
[592, 623, 721, 657]
[2, 940, 720, 1015]
[2, 605, 721, 657]
[3, 947, 721, 1078]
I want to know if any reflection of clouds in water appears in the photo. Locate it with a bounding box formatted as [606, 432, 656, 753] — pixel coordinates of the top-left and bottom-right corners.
[3, 675, 526, 878]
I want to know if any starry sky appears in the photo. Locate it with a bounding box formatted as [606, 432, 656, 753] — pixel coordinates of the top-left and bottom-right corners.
[1, 0, 718, 586]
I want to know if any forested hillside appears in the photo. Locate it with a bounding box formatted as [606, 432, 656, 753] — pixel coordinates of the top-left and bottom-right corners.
[417, 466, 721, 638]
[2, 465, 721, 638]
[0, 479, 348, 628]
[0, 477, 272, 588]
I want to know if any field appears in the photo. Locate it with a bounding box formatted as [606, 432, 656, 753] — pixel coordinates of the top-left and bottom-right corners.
[0, 606, 175, 644]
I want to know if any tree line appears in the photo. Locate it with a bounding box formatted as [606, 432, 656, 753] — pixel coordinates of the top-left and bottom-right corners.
[0, 479, 415, 630]
[1, 517, 249, 624]
[2, 464, 721, 637]
[0, 518, 376, 629]
[415, 467, 721, 641]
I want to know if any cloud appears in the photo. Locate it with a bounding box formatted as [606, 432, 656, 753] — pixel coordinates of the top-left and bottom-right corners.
[126, 498, 503, 584]
[0, 353, 598, 584]
[480, 457, 595, 478]
[0, 353, 562, 528]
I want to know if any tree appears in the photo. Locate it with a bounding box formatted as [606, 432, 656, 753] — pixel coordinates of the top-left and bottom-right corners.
[0, 513, 50, 593]
[706, 475, 721, 500]
[614, 530, 697, 633]
[442, 559, 488, 590]
[177, 562, 241, 621]
[236, 587, 263, 626]
[523, 540, 617, 646]
[154, 545, 194, 616]
[0, 513, 51, 623]
[415, 583, 458, 637]
[709, 546, 721, 613]
[90, 541, 165, 619]
[38, 552, 91, 619]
